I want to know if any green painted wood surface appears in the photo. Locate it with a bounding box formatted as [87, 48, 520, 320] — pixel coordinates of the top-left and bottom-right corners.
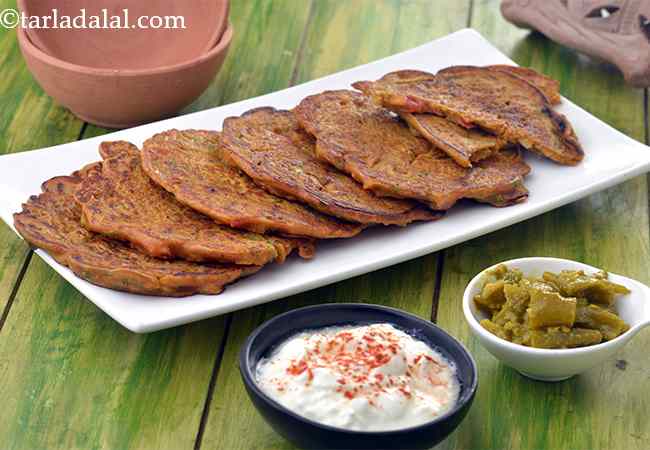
[0, 0, 83, 314]
[199, 1, 469, 449]
[0, 1, 313, 449]
[1, 1, 649, 449]
[0, 225, 27, 314]
[0, 1, 82, 154]
[186, 0, 314, 111]
[436, 2, 650, 450]
[0, 257, 226, 450]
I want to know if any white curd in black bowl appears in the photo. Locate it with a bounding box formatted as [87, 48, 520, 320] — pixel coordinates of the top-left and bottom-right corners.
[256, 323, 460, 431]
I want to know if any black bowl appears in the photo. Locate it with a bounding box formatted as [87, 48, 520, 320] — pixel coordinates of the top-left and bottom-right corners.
[239, 303, 478, 450]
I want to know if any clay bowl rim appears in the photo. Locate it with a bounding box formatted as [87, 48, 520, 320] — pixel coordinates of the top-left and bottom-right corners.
[17, 21, 234, 78]
[16, 0, 231, 69]
[201, 0, 230, 55]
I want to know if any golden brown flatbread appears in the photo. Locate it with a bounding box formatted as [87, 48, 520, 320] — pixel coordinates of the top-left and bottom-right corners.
[221, 107, 441, 225]
[141, 129, 363, 239]
[402, 113, 506, 168]
[75, 141, 314, 265]
[294, 90, 531, 210]
[486, 65, 561, 105]
[353, 66, 583, 165]
[400, 65, 561, 167]
[13, 166, 261, 297]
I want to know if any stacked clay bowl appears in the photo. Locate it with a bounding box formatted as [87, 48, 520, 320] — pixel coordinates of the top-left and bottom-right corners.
[16, 0, 232, 128]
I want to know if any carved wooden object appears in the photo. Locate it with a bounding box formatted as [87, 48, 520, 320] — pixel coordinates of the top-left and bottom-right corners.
[501, 0, 650, 87]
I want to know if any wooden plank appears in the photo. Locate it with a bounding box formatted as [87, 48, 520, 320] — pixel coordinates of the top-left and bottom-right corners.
[0, 257, 226, 450]
[0, 10, 83, 155]
[0, 225, 29, 318]
[199, 2, 470, 448]
[0, 1, 313, 449]
[295, 0, 471, 80]
[0, 0, 84, 317]
[436, 2, 650, 449]
[185, 0, 315, 112]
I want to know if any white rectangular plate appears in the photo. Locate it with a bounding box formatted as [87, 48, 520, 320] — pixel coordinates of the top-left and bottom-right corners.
[2, 29, 649, 333]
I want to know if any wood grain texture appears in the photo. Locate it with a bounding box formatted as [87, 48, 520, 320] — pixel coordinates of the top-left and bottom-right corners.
[436, 2, 650, 449]
[185, 0, 314, 112]
[2, 2, 648, 450]
[0, 224, 29, 317]
[0, 1, 83, 155]
[0, 1, 313, 449]
[0, 0, 83, 318]
[199, 1, 470, 448]
[0, 257, 225, 450]
[295, 0, 471, 80]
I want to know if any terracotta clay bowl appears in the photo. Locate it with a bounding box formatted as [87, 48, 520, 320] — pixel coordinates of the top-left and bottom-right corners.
[17, 0, 229, 70]
[17, 24, 233, 128]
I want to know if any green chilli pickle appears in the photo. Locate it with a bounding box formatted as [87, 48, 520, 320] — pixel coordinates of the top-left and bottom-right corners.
[474, 265, 630, 349]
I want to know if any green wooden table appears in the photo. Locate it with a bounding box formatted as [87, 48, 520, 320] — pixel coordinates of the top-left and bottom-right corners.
[1, 1, 649, 449]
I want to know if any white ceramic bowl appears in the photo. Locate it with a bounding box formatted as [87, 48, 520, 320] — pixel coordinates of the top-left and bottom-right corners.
[463, 257, 650, 382]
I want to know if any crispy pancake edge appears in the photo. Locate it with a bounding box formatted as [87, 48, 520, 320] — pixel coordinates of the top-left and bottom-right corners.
[402, 113, 505, 168]
[295, 90, 531, 210]
[486, 65, 561, 105]
[140, 129, 364, 239]
[399, 64, 560, 167]
[353, 66, 583, 166]
[14, 167, 262, 297]
[75, 140, 312, 265]
[222, 107, 441, 226]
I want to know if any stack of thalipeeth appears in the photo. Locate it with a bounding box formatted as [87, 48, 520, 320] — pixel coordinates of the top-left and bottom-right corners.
[14, 66, 583, 297]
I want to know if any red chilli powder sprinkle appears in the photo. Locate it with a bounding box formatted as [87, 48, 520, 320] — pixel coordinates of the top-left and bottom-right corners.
[281, 326, 438, 403]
